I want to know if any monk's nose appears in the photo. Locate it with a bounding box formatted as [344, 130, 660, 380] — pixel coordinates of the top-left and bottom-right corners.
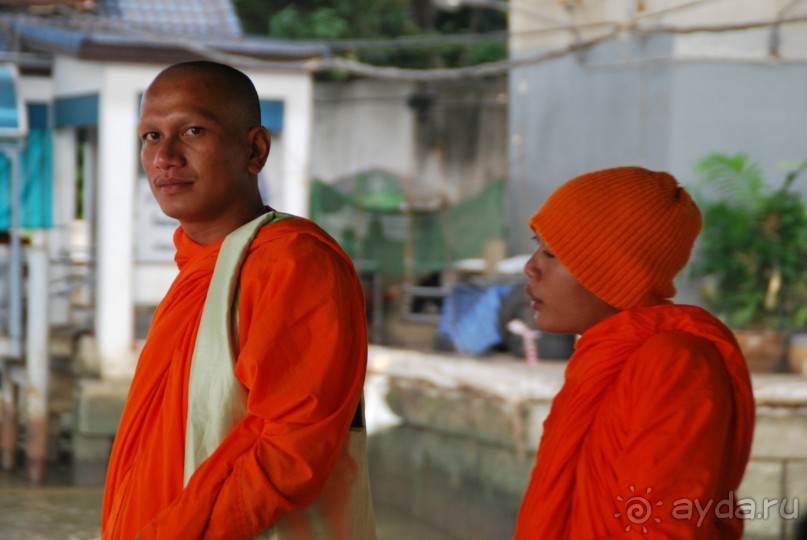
[524, 253, 541, 280]
[153, 137, 184, 170]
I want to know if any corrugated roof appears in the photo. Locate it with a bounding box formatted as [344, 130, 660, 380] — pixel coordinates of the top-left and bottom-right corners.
[95, 0, 242, 39]
[0, 1, 95, 6]
[0, 0, 329, 66]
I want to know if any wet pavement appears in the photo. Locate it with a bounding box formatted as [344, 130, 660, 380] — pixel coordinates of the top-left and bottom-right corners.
[0, 466, 457, 540]
[0, 467, 103, 540]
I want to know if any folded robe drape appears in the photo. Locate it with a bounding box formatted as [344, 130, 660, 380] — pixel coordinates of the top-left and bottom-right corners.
[101, 216, 368, 540]
[514, 304, 755, 539]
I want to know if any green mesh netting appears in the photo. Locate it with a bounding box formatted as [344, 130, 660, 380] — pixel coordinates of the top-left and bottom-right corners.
[310, 170, 505, 278]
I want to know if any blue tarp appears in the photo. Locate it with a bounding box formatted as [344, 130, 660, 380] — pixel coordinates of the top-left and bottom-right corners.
[0, 129, 54, 229]
[436, 283, 516, 355]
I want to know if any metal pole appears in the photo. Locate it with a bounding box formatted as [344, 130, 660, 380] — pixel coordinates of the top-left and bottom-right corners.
[25, 244, 49, 483]
[7, 145, 23, 360]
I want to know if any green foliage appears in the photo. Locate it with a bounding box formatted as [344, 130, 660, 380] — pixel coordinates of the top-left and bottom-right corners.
[692, 152, 807, 331]
[269, 6, 349, 39]
[233, 0, 507, 70]
[464, 40, 508, 66]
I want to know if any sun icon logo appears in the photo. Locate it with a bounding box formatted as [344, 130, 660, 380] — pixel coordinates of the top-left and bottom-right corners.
[614, 485, 663, 534]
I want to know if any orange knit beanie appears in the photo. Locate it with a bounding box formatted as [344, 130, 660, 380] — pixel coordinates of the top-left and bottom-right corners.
[529, 166, 702, 310]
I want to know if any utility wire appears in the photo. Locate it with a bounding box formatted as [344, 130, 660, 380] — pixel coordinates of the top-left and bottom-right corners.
[313, 31, 509, 50]
[252, 14, 807, 80]
[7, 9, 807, 80]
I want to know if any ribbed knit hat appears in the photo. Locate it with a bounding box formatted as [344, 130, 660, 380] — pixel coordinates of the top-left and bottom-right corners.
[529, 166, 702, 310]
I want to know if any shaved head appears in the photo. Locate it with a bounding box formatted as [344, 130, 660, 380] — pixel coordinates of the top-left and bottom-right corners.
[139, 60, 271, 244]
[154, 61, 262, 128]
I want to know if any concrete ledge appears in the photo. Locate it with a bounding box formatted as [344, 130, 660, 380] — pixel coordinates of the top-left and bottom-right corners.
[752, 406, 807, 459]
[368, 426, 526, 540]
[368, 346, 565, 402]
[753, 374, 807, 406]
[386, 378, 527, 450]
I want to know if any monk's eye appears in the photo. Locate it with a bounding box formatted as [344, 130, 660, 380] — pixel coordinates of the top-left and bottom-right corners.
[532, 235, 555, 258]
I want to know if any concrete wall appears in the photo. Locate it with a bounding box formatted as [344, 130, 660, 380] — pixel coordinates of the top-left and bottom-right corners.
[506, 34, 807, 256]
[667, 61, 807, 185]
[510, 0, 807, 57]
[311, 78, 508, 206]
[312, 81, 415, 184]
[366, 346, 807, 540]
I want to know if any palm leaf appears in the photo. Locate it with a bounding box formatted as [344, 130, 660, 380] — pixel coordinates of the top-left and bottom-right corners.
[694, 152, 765, 206]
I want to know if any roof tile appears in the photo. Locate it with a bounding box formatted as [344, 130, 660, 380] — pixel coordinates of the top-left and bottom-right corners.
[96, 0, 241, 38]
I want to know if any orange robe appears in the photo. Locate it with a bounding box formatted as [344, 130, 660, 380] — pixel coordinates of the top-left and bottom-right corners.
[514, 305, 754, 539]
[101, 216, 367, 539]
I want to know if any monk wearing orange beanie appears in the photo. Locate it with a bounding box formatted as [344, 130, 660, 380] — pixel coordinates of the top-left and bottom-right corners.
[514, 167, 755, 538]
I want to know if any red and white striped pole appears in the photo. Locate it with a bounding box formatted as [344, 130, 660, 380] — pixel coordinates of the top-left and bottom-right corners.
[507, 319, 539, 366]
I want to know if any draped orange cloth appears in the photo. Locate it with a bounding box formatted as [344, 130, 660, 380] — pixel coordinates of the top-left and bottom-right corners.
[101, 216, 367, 540]
[514, 305, 754, 539]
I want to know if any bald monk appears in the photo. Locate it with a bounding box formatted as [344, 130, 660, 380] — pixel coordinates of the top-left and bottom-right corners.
[515, 167, 755, 538]
[101, 62, 372, 539]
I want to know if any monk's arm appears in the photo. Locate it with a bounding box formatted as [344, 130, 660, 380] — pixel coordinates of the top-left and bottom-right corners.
[137, 233, 367, 539]
[605, 332, 738, 539]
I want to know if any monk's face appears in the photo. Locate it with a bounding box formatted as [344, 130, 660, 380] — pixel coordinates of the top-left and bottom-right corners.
[138, 69, 269, 236]
[524, 237, 620, 335]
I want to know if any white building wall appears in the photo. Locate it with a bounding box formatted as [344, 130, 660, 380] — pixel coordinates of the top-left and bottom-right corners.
[95, 62, 161, 378]
[250, 70, 314, 218]
[310, 81, 416, 184]
[18, 75, 53, 103]
[308, 78, 508, 207]
[52, 58, 104, 95]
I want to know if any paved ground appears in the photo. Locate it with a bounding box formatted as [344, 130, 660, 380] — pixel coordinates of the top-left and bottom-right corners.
[0, 466, 457, 540]
[0, 467, 103, 540]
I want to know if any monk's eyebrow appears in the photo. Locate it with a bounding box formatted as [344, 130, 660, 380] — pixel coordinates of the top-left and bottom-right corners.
[190, 108, 226, 125]
[140, 108, 225, 127]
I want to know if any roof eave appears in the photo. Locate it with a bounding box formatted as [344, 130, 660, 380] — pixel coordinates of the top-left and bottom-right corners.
[75, 39, 325, 69]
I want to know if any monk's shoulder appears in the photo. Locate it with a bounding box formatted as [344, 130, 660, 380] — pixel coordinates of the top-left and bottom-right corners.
[253, 217, 348, 261]
[632, 331, 720, 363]
[640, 331, 715, 354]
[242, 218, 357, 284]
[624, 332, 732, 395]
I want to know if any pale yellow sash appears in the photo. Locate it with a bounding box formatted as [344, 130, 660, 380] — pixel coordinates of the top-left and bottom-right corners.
[185, 211, 377, 539]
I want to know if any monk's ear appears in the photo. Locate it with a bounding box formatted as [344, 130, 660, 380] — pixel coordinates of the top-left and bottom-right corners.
[247, 126, 271, 174]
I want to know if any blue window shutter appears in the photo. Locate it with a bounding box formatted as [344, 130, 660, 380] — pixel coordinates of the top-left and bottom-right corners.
[27, 103, 49, 129]
[55, 95, 99, 128]
[259, 100, 284, 132]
